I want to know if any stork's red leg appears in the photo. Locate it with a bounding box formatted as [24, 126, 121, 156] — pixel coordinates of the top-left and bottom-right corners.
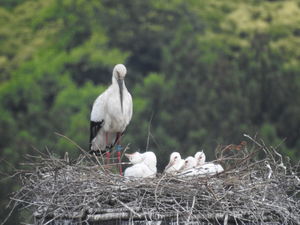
[105, 132, 110, 164]
[117, 151, 122, 175]
[116, 133, 123, 176]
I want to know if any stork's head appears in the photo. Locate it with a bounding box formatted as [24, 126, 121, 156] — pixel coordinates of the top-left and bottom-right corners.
[182, 156, 197, 170]
[164, 152, 181, 171]
[194, 151, 206, 166]
[113, 64, 127, 112]
[113, 64, 127, 80]
[125, 152, 143, 164]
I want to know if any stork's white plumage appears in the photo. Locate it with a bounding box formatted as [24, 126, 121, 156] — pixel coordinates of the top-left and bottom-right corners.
[179, 151, 224, 177]
[124, 152, 157, 178]
[164, 152, 185, 174]
[181, 163, 224, 177]
[177, 156, 197, 177]
[181, 156, 197, 171]
[194, 151, 206, 167]
[141, 152, 157, 172]
[195, 151, 223, 169]
[195, 151, 224, 175]
[125, 152, 144, 165]
[89, 64, 133, 174]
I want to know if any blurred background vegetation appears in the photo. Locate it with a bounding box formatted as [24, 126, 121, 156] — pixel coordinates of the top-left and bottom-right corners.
[0, 0, 299, 223]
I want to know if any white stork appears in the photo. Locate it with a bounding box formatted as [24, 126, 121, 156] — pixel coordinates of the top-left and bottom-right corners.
[178, 151, 224, 177]
[164, 152, 185, 174]
[124, 152, 157, 178]
[194, 151, 206, 166]
[90, 64, 133, 175]
[194, 151, 224, 175]
[181, 156, 197, 171]
[177, 156, 197, 177]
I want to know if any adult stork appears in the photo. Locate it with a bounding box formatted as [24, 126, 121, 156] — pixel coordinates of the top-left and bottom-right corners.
[90, 64, 133, 175]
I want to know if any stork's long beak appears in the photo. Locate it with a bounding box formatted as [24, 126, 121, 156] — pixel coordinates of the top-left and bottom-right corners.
[117, 78, 124, 113]
[164, 159, 174, 171]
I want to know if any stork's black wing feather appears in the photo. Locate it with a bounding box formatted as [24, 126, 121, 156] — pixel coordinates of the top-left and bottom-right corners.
[89, 120, 104, 150]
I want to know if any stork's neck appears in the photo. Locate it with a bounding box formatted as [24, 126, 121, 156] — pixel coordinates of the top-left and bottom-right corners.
[112, 76, 117, 85]
[112, 75, 125, 113]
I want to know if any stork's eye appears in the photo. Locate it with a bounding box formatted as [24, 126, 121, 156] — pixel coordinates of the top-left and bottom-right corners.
[174, 156, 178, 159]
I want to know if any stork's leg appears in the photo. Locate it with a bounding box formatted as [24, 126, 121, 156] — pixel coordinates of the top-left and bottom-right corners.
[105, 132, 110, 165]
[116, 132, 123, 176]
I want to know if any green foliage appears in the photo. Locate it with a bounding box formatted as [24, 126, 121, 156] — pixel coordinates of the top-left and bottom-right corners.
[1, 0, 300, 224]
[52, 82, 106, 156]
[0, 0, 26, 10]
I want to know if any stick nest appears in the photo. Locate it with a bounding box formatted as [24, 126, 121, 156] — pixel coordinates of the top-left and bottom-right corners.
[10, 135, 300, 224]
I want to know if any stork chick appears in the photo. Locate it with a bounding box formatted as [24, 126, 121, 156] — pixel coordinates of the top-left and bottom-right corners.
[164, 152, 185, 174]
[124, 152, 157, 178]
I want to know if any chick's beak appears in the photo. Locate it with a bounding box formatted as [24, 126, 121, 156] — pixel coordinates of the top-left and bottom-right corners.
[164, 159, 174, 171]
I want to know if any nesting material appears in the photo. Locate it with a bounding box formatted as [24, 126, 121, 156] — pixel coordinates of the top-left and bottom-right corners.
[10, 136, 300, 224]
